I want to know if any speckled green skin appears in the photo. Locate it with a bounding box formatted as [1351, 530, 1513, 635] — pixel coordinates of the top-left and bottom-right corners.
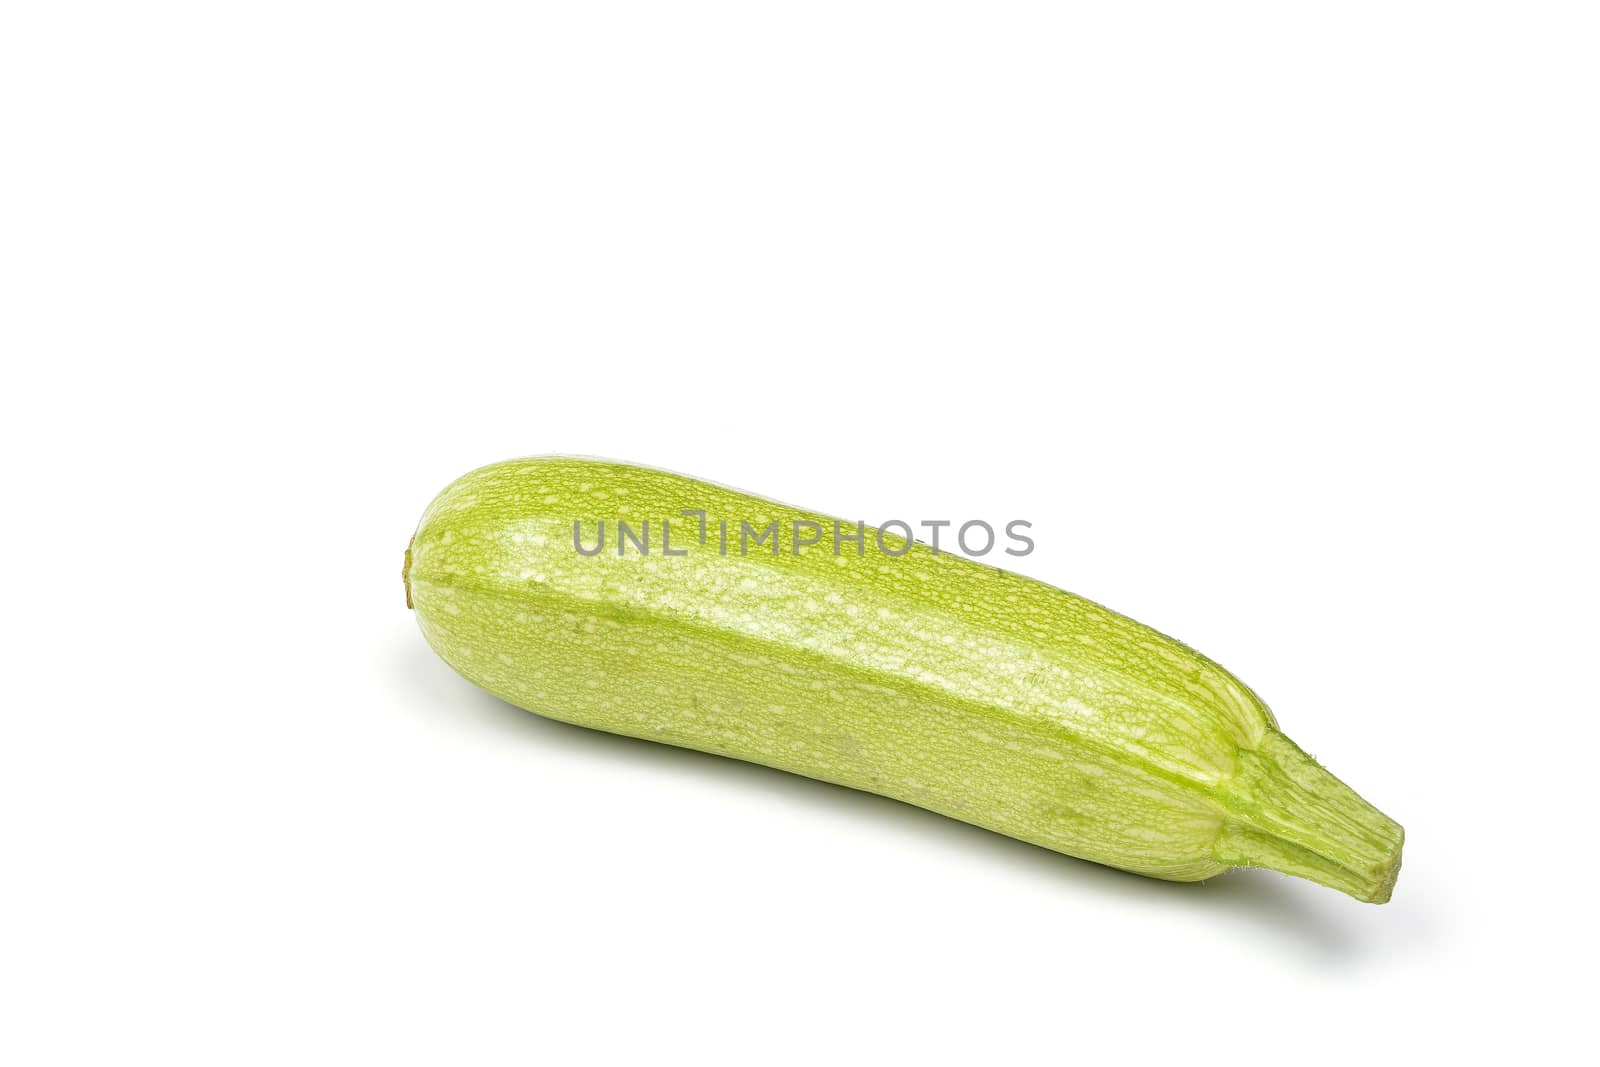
[407, 457, 1403, 902]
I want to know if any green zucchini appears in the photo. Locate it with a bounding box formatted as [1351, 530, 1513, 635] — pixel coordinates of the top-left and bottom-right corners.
[406, 457, 1403, 902]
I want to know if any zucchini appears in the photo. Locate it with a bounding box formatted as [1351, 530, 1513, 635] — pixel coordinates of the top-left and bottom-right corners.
[406, 457, 1403, 902]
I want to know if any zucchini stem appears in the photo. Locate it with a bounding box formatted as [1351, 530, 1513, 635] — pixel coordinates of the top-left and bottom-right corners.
[1213, 730, 1404, 903]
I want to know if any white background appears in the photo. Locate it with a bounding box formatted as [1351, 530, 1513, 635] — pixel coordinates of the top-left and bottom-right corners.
[4, 3, 1596, 1063]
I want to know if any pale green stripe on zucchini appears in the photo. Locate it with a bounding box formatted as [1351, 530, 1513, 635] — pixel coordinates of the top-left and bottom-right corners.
[406, 457, 1403, 902]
